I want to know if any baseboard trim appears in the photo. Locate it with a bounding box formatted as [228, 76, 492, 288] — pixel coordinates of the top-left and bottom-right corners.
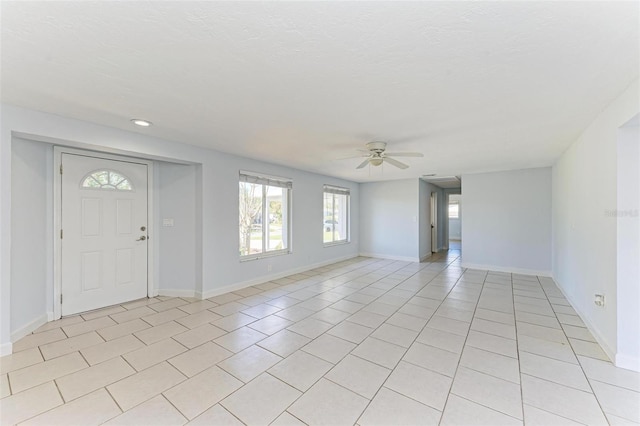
[202, 254, 359, 300]
[615, 353, 640, 372]
[158, 289, 198, 298]
[10, 313, 49, 344]
[0, 342, 13, 357]
[358, 252, 420, 263]
[461, 262, 552, 277]
[551, 274, 616, 364]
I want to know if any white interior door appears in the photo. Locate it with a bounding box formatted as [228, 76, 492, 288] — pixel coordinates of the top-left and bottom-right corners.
[430, 192, 437, 253]
[61, 153, 148, 315]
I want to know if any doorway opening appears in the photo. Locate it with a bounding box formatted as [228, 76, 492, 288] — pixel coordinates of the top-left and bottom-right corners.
[448, 194, 462, 252]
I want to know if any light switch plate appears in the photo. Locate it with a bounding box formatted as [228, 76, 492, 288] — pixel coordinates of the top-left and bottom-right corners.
[163, 218, 174, 227]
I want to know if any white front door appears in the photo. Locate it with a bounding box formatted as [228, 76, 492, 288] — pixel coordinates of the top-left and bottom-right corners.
[61, 153, 149, 315]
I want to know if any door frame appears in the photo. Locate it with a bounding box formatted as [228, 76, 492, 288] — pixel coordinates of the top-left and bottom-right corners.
[430, 191, 438, 253]
[53, 146, 155, 320]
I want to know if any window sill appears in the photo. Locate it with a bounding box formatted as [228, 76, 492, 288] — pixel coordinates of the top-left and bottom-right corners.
[239, 250, 291, 262]
[323, 240, 350, 248]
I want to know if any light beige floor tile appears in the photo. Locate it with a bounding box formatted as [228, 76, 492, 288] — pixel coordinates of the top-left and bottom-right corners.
[519, 351, 589, 391]
[175, 310, 222, 330]
[218, 345, 281, 383]
[268, 350, 333, 392]
[39, 331, 104, 360]
[358, 387, 442, 426]
[385, 361, 452, 411]
[247, 315, 294, 335]
[210, 301, 250, 317]
[434, 306, 473, 322]
[325, 354, 391, 399]
[521, 373, 607, 424]
[168, 342, 232, 377]
[516, 322, 567, 344]
[441, 394, 522, 426]
[187, 404, 243, 426]
[301, 333, 356, 364]
[123, 338, 187, 371]
[0, 348, 43, 375]
[347, 311, 387, 328]
[517, 334, 578, 364]
[451, 366, 522, 419]
[20, 388, 121, 426]
[12, 329, 67, 353]
[516, 311, 562, 329]
[109, 306, 157, 324]
[96, 318, 150, 341]
[134, 321, 188, 345]
[106, 362, 186, 411]
[9, 352, 88, 394]
[326, 321, 373, 344]
[266, 296, 302, 309]
[56, 356, 134, 401]
[212, 312, 257, 332]
[590, 380, 640, 423]
[270, 411, 306, 426]
[578, 356, 640, 392]
[178, 300, 216, 315]
[569, 338, 610, 361]
[172, 323, 226, 349]
[119, 297, 162, 310]
[63, 316, 116, 337]
[473, 308, 515, 325]
[221, 373, 301, 425]
[416, 327, 465, 354]
[466, 330, 517, 358]
[32, 316, 84, 334]
[370, 323, 418, 348]
[286, 317, 333, 339]
[1, 373, 10, 398]
[460, 346, 520, 384]
[556, 313, 586, 327]
[352, 337, 406, 369]
[164, 366, 243, 420]
[404, 342, 460, 377]
[288, 378, 369, 426]
[81, 305, 126, 321]
[241, 303, 281, 319]
[256, 329, 311, 357]
[214, 326, 268, 352]
[275, 306, 316, 322]
[80, 334, 145, 365]
[103, 395, 187, 425]
[142, 308, 189, 326]
[605, 413, 639, 425]
[471, 318, 516, 340]
[387, 312, 429, 332]
[523, 404, 582, 425]
[207, 292, 243, 305]
[562, 324, 597, 342]
[149, 298, 190, 313]
[309, 306, 351, 325]
[0, 382, 63, 425]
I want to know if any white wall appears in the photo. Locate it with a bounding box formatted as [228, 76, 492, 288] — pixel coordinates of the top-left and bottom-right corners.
[617, 123, 639, 371]
[0, 104, 360, 353]
[449, 193, 462, 240]
[553, 79, 638, 368]
[360, 179, 419, 261]
[461, 167, 552, 275]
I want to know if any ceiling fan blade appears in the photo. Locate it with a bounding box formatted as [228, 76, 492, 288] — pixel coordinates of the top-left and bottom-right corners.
[356, 158, 371, 169]
[384, 157, 409, 169]
[356, 148, 371, 154]
[384, 152, 424, 157]
[336, 154, 369, 160]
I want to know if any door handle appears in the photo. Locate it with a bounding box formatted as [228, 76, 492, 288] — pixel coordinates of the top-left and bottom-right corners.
[136, 236, 147, 241]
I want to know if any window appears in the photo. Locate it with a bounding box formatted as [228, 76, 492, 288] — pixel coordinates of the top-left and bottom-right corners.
[81, 170, 133, 190]
[239, 171, 291, 259]
[449, 202, 459, 219]
[323, 185, 350, 245]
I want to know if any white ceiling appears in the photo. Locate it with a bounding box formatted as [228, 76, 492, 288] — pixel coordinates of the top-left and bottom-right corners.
[1, 1, 638, 182]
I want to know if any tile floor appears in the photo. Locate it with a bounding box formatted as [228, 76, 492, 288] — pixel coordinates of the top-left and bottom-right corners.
[1, 251, 639, 425]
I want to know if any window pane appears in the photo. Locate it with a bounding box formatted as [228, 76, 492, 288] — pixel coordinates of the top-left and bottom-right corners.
[239, 182, 263, 256]
[449, 203, 459, 219]
[334, 193, 348, 242]
[266, 185, 287, 252]
[81, 170, 133, 191]
[323, 192, 334, 243]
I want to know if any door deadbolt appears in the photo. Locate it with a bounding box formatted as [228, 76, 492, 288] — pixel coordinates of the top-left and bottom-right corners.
[140, 226, 146, 231]
[136, 236, 147, 241]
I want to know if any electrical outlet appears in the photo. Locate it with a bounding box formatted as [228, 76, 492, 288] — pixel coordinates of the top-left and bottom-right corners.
[594, 294, 605, 307]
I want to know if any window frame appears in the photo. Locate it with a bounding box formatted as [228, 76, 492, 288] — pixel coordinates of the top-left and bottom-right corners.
[323, 185, 350, 246]
[239, 171, 292, 261]
[448, 201, 460, 219]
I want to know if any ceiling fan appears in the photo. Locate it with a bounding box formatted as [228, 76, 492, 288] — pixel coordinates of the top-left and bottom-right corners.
[353, 141, 424, 170]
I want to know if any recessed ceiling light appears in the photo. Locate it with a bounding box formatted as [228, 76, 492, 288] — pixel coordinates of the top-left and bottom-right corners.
[131, 119, 152, 127]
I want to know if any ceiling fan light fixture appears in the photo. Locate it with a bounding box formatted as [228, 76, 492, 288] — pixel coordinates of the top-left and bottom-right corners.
[370, 157, 384, 166]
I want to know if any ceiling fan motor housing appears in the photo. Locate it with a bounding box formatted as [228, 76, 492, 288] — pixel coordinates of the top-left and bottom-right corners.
[366, 141, 387, 153]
